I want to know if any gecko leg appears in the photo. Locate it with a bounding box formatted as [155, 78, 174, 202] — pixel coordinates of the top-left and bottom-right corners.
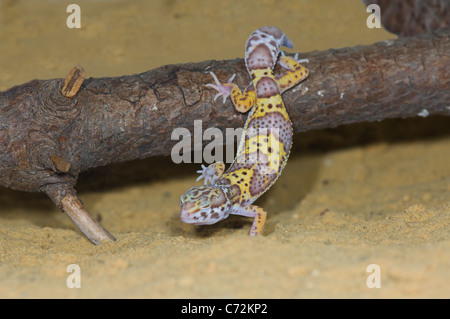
[276, 54, 309, 93]
[206, 71, 256, 113]
[280, 51, 309, 64]
[196, 162, 226, 185]
[232, 205, 267, 236]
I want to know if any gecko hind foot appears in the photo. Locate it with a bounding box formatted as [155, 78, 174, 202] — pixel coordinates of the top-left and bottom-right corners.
[279, 53, 309, 71]
[205, 72, 236, 103]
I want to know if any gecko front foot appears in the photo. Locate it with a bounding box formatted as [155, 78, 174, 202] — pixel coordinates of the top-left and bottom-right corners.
[205, 71, 236, 103]
[196, 162, 226, 185]
[232, 205, 267, 236]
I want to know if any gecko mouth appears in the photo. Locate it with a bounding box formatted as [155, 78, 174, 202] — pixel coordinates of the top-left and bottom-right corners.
[180, 214, 214, 225]
[179, 207, 217, 225]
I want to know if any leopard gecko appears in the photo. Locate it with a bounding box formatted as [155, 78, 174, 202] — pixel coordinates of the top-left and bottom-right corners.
[179, 26, 309, 236]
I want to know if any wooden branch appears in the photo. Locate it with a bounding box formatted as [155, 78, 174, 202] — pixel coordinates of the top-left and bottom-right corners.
[1, 27, 449, 244]
[363, 0, 450, 36]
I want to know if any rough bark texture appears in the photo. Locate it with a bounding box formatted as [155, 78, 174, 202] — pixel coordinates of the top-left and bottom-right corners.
[1, 3, 449, 243]
[363, 0, 450, 36]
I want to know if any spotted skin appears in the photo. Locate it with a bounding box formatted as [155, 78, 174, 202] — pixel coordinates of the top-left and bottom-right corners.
[180, 26, 309, 236]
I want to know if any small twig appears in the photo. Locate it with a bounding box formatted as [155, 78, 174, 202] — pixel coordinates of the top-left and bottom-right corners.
[61, 192, 116, 244]
[44, 184, 116, 244]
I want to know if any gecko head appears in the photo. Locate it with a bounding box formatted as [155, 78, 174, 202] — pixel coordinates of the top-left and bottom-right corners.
[180, 185, 232, 225]
[245, 26, 294, 72]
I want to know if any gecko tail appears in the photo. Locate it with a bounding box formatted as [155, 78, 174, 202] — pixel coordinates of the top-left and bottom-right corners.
[281, 34, 294, 50]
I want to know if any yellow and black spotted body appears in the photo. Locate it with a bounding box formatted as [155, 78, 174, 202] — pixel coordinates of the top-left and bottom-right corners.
[180, 26, 309, 236]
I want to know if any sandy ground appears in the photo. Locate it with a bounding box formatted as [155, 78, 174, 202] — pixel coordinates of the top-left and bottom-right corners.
[0, 0, 449, 298]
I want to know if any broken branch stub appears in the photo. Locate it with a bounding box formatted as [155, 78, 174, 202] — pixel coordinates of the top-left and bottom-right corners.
[61, 65, 86, 98]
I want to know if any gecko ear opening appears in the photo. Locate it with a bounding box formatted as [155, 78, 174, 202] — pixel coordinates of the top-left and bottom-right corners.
[281, 34, 294, 49]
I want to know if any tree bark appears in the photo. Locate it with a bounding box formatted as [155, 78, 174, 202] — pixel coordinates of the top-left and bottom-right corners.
[363, 0, 450, 36]
[1, 25, 449, 243]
